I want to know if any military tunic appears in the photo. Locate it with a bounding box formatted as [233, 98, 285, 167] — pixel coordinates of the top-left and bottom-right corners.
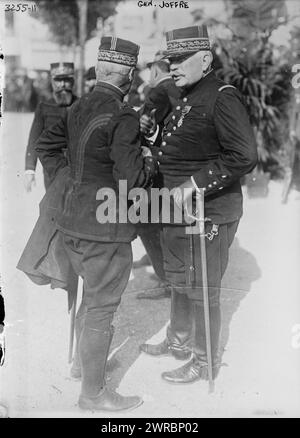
[150, 71, 257, 303]
[25, 95, 76, 189]
[35, 82, 157, 321]
[137, 77, 180, 283]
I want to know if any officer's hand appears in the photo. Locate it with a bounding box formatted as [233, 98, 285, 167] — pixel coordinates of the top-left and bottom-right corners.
[140, 108, 157, 135]
[24, 173, 36, 192]
[174, 178, 195, 207]
[141, 146, 152, 158]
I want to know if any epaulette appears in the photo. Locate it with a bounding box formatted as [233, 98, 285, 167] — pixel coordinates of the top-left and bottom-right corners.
[218, 85, 236, 92]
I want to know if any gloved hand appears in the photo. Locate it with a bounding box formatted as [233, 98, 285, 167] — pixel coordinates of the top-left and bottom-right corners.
[140, 108, 157, 136]
[24, 173, 36, 192]
[173, 178, 195, 208]
[141, 146, 152, 158]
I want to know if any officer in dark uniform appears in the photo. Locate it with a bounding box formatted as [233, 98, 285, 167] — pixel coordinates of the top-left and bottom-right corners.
[84, 66, 96, 93]
[24, 63, 79, 380]
[134, 51, 181, 299]
[24, 62, 77, 192]
[140, 25, 258, 383]
[141, 50, 180, 127]
[36, 37, 157, 412]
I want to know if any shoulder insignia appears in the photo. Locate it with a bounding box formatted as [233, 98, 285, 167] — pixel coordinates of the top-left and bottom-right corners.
[218, 85, 236, 92]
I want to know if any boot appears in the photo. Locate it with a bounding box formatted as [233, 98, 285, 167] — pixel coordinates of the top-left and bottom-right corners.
[139, 338, 190, 360]
[69, 295, 114, 381]
[70, 299, 86, 379]
[140, 290, 192, 360]
[78, 317, 142, 412]
[162, 303, 221, 384]
[70, 359, 113, 381]
[79, 387, 143, 412]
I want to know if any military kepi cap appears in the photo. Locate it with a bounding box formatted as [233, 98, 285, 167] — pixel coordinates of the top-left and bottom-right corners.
[85, 66, 96, 80]
[163, 25, 210, 58]
[146, 50, 170, 69]
[50, 62, 75, 79]
[98, 36, 139, 67]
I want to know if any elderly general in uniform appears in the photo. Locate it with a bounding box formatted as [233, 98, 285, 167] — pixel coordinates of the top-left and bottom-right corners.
[35, 37, 157, 412]
[140, 25, 258, 383]
[24, 62, 77, 191]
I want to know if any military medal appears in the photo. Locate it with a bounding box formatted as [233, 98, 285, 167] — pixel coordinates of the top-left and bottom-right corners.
[177, 105, 192, 127]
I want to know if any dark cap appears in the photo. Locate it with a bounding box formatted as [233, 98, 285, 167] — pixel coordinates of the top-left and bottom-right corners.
[146, 50, 170, 69]
[50, 62, 75, 79]
[85, 66, 96, 80]
[163, 25, 210, 59]
[98, 36, 139, 67]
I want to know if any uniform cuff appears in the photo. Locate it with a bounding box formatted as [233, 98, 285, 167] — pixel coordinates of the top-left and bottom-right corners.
[25, 170, 35, 175]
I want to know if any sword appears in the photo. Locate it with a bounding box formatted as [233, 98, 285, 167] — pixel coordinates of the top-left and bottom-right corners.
[196, 189, 214, 393]
[185, 188, 214, 393]
[67, 271, 79, 364]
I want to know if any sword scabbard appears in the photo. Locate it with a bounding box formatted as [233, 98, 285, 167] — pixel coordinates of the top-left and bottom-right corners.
[195, 188, 214, 393]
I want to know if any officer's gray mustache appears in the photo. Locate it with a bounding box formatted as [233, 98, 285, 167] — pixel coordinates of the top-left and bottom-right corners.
[56, 88, 72, 94]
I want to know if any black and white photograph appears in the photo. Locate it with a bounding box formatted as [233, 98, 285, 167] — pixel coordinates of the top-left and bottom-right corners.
[0, 0, 299, 420]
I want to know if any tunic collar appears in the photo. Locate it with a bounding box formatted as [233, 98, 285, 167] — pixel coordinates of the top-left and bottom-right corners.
[93, 81, 125, 102]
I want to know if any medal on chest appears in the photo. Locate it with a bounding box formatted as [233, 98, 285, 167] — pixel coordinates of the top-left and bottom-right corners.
[177, 105, 192, 127]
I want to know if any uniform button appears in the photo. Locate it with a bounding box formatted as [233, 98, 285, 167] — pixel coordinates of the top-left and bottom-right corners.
[176, 105, 180, 110]
[172, 115, 176, 120]
[162, 141, 166, 146]
[167, 133, 171, 137]
[213, 181, 217, 185]
[183, 97, 187, 102]
[157, 161, 160, 166]
[219, 187, 223, 190]
[221, 175, 227, 179]
[208, 184, 212, 188]
[158, 151, 163, 156]
[173, 126, 176, 131]
[208, 170, 213, 175]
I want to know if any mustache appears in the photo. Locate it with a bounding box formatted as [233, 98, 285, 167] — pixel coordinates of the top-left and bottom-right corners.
[55, 88, 72, 94]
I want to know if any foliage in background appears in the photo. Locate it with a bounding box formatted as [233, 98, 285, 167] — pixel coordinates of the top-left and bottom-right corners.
[32, 0, 122, 95]
[217, 40, 292, 172]
[32, 0, 121, 46]
[209, 0, 295, 176]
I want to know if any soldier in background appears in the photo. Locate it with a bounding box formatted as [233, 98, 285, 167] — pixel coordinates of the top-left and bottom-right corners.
[24, 62, 77, 192]
[134, 51, 181, 300]
[84, 66, 96, 94]
[141, 50, 180, 127]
